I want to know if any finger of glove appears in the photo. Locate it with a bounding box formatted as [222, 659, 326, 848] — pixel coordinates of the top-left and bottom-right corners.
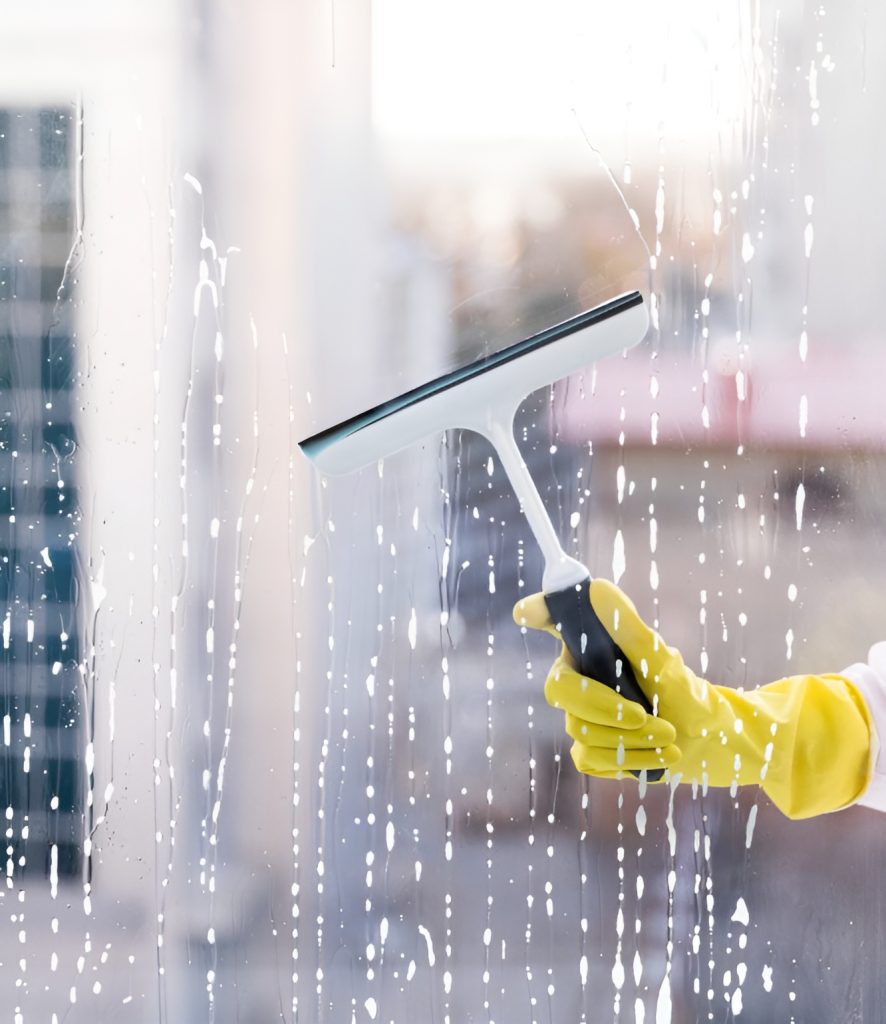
[512, 593, 560, 638]
[571, 740, 681, 775]
[589, 578, 674, 682]
[564, 712, 676, 750]
[545, 661, 647, 730]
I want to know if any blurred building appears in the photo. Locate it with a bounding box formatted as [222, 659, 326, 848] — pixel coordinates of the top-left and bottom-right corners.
[0, 3, 187, 1019]
[1, 106, 83, 880]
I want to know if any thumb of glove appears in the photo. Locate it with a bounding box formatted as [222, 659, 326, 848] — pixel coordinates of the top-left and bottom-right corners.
[512, 592, 560, 639]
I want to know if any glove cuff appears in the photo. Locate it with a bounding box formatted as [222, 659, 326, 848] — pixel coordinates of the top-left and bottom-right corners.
[841, 644, 886, 812]
[757, 672, 875, 820]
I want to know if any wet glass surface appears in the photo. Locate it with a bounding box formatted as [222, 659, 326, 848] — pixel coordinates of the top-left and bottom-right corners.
[1, 3, 886, 1021]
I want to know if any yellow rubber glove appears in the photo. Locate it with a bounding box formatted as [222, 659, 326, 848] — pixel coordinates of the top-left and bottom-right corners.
[514, 578, 875, 819]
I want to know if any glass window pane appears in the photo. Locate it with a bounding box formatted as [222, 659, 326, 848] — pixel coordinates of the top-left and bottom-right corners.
[1, 3, 885, 1020]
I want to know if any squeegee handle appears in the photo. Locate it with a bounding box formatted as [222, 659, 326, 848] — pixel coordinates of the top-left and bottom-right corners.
[544, 577, 664, 783]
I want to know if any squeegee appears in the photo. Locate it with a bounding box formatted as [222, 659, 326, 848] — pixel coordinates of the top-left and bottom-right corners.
[299, 291, 661, 780]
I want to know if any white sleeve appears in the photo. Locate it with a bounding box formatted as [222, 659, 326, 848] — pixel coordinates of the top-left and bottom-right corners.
[842, 641, 886, 812]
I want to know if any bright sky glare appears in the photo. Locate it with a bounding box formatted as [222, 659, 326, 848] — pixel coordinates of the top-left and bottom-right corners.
[372, 0, 750, 150]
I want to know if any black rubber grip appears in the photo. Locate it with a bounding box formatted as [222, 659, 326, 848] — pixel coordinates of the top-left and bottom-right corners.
[544, 577, 664, 782]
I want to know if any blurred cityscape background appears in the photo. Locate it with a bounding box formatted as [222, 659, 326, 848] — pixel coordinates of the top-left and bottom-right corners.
[2, 0, 886, 1021]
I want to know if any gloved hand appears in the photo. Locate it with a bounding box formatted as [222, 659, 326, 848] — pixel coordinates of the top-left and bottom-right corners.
[514, 578, 875, 819]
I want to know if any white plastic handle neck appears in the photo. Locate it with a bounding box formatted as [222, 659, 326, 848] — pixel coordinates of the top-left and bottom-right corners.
[469, 406, 589, 595]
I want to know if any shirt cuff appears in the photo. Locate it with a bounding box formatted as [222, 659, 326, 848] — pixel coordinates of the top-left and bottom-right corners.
[842, 641, 886, 811]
